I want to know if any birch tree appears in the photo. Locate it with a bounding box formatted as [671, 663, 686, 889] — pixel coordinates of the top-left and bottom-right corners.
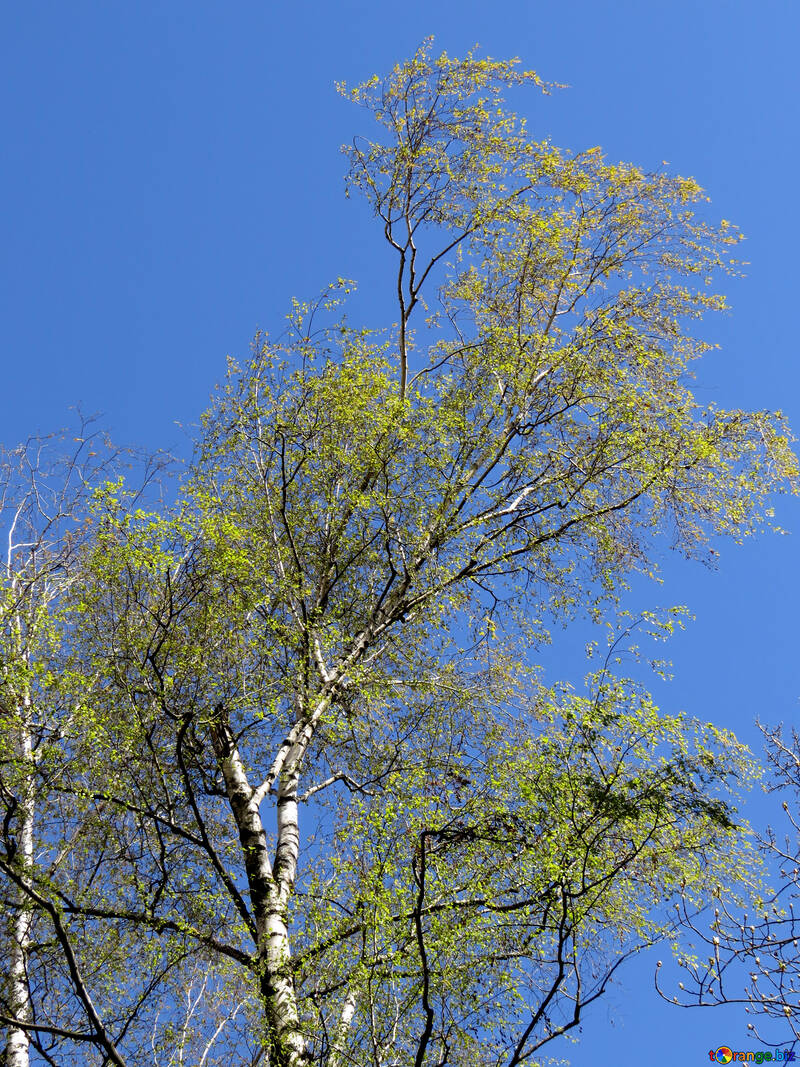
[0, 431, 188, 1067]
[661, 723, 800, 1053]
[1, 42, 797, 1067]
[0, 426, 123, 1066]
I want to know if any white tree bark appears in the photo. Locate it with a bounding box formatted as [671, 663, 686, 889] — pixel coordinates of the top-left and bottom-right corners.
[5, 690, 33, 1067]
[327, 987, 357, 1067]
[211, 712, 308, 1067]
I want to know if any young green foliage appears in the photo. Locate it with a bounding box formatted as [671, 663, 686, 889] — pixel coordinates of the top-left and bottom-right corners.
[0, 42, 796, 1067]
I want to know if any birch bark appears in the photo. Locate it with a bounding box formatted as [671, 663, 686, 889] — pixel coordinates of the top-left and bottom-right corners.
[4, 718, 33, 1067]
[327, 987, 357, 1067]
[4, 617, 33, 1067]
[211, 711, 308, 1067]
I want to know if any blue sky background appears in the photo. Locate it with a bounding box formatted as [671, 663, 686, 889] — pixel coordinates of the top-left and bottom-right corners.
[2, 1, 799, 1062]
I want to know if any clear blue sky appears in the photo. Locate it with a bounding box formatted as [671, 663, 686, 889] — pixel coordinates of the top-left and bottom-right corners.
[3, 2, 799, 1062]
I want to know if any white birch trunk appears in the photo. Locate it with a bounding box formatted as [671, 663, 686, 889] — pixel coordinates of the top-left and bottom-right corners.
[5, 697, 33, 1067]
[327, 987, 357, 1067]
[211, 715, 308, 1067]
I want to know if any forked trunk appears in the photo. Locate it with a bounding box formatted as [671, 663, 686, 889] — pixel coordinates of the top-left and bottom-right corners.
[211, 714, 308, 1066]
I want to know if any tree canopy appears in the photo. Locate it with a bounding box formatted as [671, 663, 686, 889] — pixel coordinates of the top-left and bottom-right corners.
[0, 42, 796, 1067]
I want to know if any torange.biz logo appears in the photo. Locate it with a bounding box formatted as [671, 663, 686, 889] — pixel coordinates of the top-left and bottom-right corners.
[709, 1049, 795, 1064]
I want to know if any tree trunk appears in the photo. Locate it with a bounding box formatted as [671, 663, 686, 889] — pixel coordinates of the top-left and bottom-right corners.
[259, 906, 307, 1067]
[327, 988, 357, 1067]
[211, 714, 308, 1066]
[5, 713, 33, 1067]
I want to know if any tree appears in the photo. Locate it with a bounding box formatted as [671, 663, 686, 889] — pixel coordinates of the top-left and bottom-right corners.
[0, 424, 135, 1067]
[659, 722, 800, 1054]
[0, 42, 796, 1066]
